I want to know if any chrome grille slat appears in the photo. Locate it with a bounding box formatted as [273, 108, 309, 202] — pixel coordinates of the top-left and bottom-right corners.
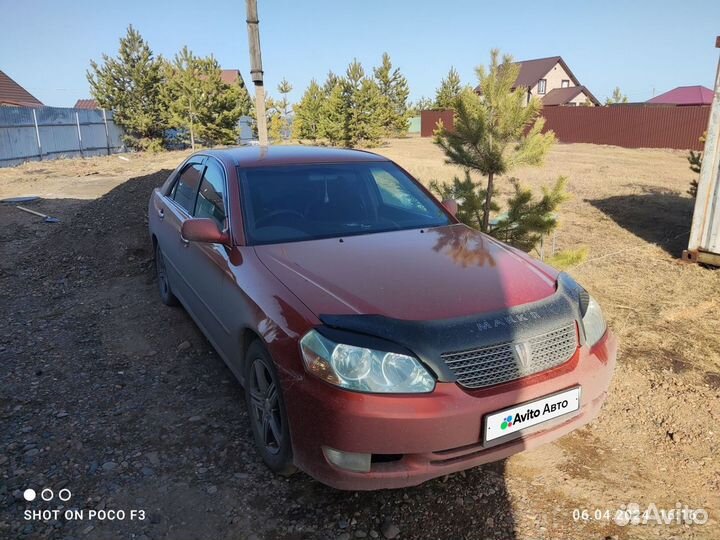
[450, 360, 518, 377]
[442, 341, 513, 359]
[445, 352, 514, 365]
[441, 323, 577, 389]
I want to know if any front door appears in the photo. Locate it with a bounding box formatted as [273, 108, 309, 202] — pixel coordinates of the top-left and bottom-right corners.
[153, 159, 206, 306]
[181, 159, 240, 366]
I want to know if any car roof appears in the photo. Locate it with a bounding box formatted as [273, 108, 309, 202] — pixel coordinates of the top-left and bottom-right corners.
[200, 145, 390, 167]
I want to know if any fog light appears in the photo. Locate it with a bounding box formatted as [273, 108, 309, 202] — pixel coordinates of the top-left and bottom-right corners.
[322, 446, 371, 473]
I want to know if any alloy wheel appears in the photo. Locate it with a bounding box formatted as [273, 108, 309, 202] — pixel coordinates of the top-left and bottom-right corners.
[248, 357, 283, 455]
[156, 245, 170, 296]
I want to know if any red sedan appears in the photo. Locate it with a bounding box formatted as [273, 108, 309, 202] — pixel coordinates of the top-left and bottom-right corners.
[148, 146, 616, 490]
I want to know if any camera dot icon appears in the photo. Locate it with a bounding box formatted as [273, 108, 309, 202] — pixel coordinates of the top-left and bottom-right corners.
[23, 487, 71, 502]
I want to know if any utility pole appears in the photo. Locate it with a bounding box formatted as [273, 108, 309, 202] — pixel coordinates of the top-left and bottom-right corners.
[246, 0, 268, 146]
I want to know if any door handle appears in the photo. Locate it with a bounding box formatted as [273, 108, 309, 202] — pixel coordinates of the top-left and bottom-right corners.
[157, 208, 164, 219]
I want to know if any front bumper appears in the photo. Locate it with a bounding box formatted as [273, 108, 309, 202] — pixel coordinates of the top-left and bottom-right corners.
[284, 330, 617, 490]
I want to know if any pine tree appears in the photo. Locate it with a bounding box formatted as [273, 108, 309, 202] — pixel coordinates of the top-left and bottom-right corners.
[605, 86, 629, 105]
[687, 132, 706, 197]
[264, 94, 286, 142]
[346, 60, 365, 87]
[434, 67, 462, 109]
[233, 76, 253, 122]
[87, 25, 166, 150]
[276, 78, 293, 140]
[343, 61, 362, 137]
[430, 174, 568, 253]
[268, 110, 285, 142]
[434, 49, 556, 234]
[162, 47, 247, 148]
[293, 79, 324, 141]
[491, 177, 568, 251]
[311, 59, 398, 147]
[247, 93, 277, 140]
[409, 96, 434, 115]
[277, 78, 293, 116]
[373, 52, 411, 135]
[318, 80, 347, 146]
[322, 71, 341, 93]
[203, 70, 249, 145]
[350, 78, 385, 146]
[430, 172, 499, 228]
[343, 60, 384, 146]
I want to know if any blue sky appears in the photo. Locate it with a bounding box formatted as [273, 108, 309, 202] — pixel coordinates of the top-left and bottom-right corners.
[1, 0, 719, 107]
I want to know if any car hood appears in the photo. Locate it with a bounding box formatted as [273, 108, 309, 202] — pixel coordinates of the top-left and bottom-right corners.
[253, 224, 558, 321]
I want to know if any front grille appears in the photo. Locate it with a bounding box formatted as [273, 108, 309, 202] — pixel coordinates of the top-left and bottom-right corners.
[441, 323, 578, 389]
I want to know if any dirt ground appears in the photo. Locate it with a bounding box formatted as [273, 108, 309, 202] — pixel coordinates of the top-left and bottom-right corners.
[0, 138, 718, 540]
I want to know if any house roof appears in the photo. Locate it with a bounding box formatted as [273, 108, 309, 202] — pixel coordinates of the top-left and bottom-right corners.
[74, 99, 99, 109]
[220, 69, 245, 87]
[542, 85, 600, 106]
[474, 56, 581, 93]
[0, 69, 43, 107]
[647, 85, 713, 105]
[514, 56, 580, 88]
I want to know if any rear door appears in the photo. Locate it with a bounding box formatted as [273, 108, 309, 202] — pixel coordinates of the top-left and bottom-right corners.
[153, 158, 206, 305]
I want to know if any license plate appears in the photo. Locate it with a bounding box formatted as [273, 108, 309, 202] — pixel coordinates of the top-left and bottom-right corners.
[483, 386, 581, 445]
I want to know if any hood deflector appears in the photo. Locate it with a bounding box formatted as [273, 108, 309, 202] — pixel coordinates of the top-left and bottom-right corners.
[318, 273, 585, 383]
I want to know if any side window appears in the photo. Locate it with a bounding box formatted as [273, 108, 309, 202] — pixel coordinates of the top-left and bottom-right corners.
[538, 79, 547, 94]
[194, 160, 227, 228]
[172, 163, 204, 214]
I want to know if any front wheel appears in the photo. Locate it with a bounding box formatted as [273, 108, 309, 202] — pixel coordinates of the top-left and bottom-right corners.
[155, 242, 178, 306]
[244, 340, 296, 476]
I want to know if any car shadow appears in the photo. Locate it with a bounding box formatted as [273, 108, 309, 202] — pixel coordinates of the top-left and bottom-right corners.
[0, 168, 526, 539]
[587, 186, 694, 257]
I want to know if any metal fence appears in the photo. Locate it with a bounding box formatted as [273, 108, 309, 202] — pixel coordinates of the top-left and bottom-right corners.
[540, 105, 710, 150]
[408, 115, 421, 134]
[0, 106, 124, 167]
[421, 106, 710, 151]
[420, 110, 454, 137]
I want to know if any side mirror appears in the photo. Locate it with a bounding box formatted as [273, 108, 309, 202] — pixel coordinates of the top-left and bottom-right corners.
[442, 199, 458, 217]
[181, 218, 230, 245]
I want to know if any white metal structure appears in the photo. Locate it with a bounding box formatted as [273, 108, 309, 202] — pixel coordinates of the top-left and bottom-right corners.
[685, 37, 720, 267]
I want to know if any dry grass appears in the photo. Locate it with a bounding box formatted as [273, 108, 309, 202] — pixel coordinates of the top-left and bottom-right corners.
[545, 246, 589, 270]
[375, 137, 720, 377]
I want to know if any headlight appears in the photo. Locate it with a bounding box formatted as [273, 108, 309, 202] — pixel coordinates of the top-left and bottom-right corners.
[299, 330, 435, 393]
[582, 295, 607, 347]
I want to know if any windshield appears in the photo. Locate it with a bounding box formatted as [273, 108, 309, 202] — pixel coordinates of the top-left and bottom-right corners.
[239, 161, 451, 245]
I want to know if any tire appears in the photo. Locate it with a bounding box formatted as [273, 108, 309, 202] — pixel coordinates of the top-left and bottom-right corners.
[155, 242, 178, 306]
[244, 340, 296, 476]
